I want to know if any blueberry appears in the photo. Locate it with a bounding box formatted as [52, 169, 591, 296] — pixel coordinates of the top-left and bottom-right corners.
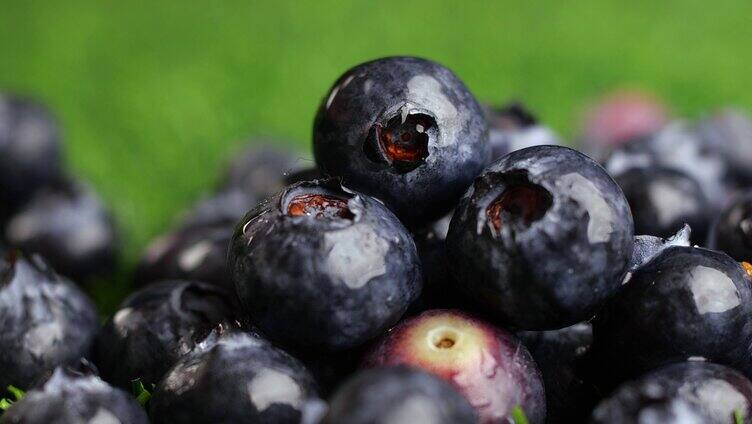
[697, 108, 752, 187]
[0, 252, 98, 390]
[229, 179, 421, 352]
[3, 178, 119, 280]
[446, 145, 634, 329]
[321, 366, 477, 424]
[150, 330, 321, 424]
[627, 225, 691, 275]
[0, 94, 62, 218]
[219, 142, 308, 200]
[604, 122, 732, 207]
[591, 361, 752, 424]
[135, 223, 233, 290]
[615, 167, 711, 242]
[592, 246, 752, 385]
[485, 102, 560, 161]
[180, 188, 256, 229]
[364, 309, 546, 423]
[517, 323, 597, 424]
[94, 280, 238, 389]
[0, 368, 148, 424]
[708, 191, 752, 262]
[409, 212, 464, 312]
[290, 348, 363, 398]
[313, 56, 489, 225]
[135, 187, 256, 290]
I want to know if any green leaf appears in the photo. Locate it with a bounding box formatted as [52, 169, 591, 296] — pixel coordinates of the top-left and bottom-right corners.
[0, 385, 25, 413]
[511, 405, 529, 424]
[6, 386, 24, 402]
[735, 409, 744, 424]
[131, 379, 151, 408]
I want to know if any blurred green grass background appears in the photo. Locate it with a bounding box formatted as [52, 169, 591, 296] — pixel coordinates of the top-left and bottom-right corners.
[2, 0, 752, 312]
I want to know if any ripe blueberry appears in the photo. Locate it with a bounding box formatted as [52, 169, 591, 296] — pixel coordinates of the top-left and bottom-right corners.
[447, 145, 634, 329]
[0, 94, 62, 218]
[313, 56, 489, 225]
[135, 223, 233, 290]
[321, 366, 477, 424]
[0, 368, 148, 424]
[94, 280, 238, 389]
[591, 362, 752, 424]
[228, 179, 421, 351]
[709, 191, 752, 262]
[3, 178, 118, 280]
[604, 122, 732, 207]
[150, 330, 321, 424]
[593, 246, 752, 385]
[517, 323, 597, 424]
[615, 166, 711, 242]
[697, 108, 752, 188]
[0, 252, 98, 390]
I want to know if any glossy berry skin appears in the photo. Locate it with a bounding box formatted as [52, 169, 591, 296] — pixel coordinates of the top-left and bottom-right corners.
[151, 331, 321, 424]
[517, 323, 597, 424]
[364, 309, 546, 424]
[615, 167, 711, 242]
[322, 366, 477, 424]
[219, 143, 307, 200]
[447, 146, 634, 329]
[0, 95, 62, 217]
[0, 368, 148, 424]
[4, 179, 118, 280]
[313, 56, 489, 225]
[229, 179, 422, 352]
[591, 362, 752, 424]
[94, 280, 238, 389]
[592, 246, 752, 385]
[708, 191, 752, 262]
[135, 223, 233, 290]
[0, 253, 98, 390]
[485, 102, 560, 162]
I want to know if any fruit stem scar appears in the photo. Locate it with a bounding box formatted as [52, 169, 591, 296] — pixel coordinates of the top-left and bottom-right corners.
[427, 326, 460, 350]
[369, 113, 433, 172]
[286, 194, 354, 219]
[486, 183, 552, 234]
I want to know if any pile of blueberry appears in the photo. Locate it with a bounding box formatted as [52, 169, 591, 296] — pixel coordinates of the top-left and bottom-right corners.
[2, 57, 752, 424]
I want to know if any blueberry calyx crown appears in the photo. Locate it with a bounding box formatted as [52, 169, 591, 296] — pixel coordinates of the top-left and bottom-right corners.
[282, 181, 355, 220]
[428, 327, 460, 350]
[366, 112, 435, 173]
[286, 193, 354, 220]
[486, 173, 552, 236]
